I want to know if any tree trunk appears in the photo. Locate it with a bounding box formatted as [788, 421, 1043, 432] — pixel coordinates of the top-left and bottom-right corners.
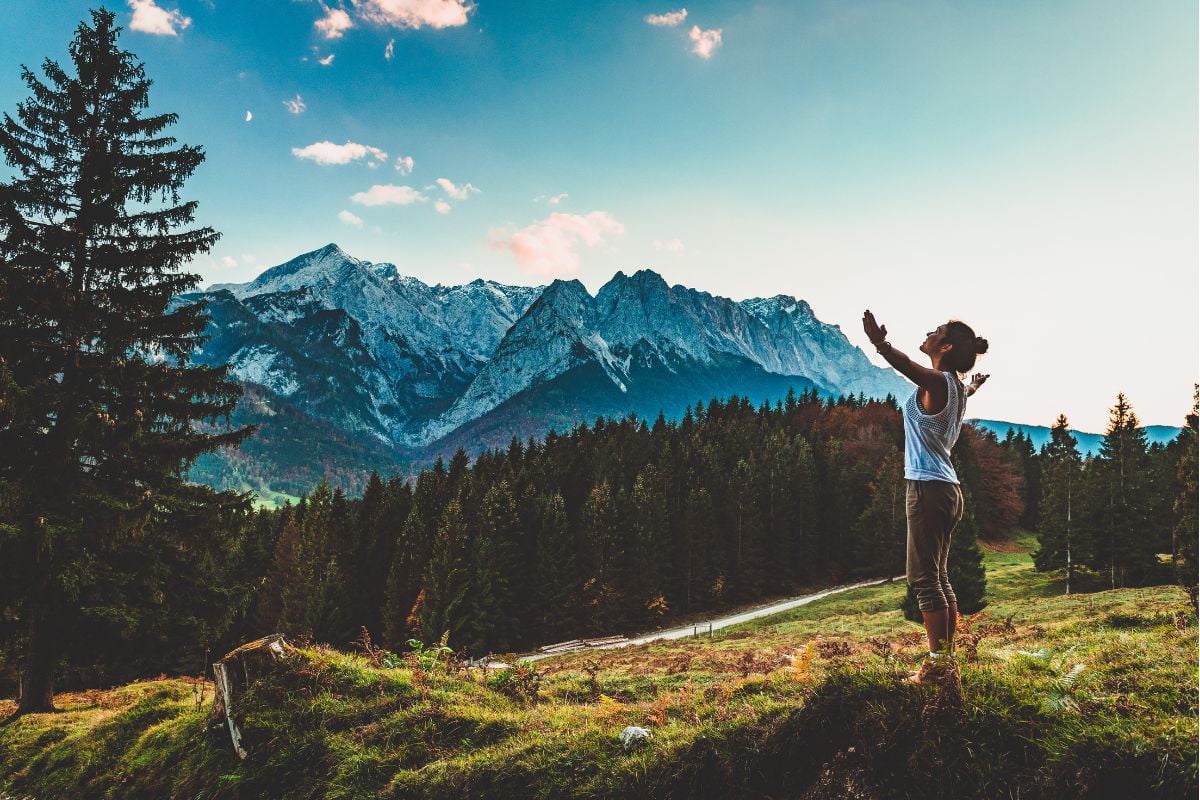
[209, 634, 291, 759]
[16, 602, 58, 715]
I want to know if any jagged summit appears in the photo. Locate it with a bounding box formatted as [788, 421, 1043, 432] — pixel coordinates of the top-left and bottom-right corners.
[186, 244, 909, 464]
[741, 294, 814, 317]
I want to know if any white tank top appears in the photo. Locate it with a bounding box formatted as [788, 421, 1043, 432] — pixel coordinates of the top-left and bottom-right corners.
[902, 370, 966, 483]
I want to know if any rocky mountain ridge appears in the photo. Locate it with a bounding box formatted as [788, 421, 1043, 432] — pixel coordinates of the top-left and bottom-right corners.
[182, 243, 912, 492]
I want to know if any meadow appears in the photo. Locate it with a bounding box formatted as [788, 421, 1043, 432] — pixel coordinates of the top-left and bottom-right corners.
[1, 531, 1195, 799]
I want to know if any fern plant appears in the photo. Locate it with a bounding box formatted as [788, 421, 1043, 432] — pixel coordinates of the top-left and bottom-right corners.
[1013, 645, 1088, 713]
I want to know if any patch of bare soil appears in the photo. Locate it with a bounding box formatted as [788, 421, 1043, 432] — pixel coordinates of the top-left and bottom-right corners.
[978, 538, 1028, 553]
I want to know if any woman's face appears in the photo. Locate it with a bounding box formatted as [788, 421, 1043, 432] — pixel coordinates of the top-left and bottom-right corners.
[920, 324, 948, 355]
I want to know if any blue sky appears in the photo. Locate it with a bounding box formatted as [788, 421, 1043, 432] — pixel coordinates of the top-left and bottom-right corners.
[2, 0, 1196, 432]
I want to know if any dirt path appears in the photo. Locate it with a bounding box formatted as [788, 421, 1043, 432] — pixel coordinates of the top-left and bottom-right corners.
[517, 575, 903, 663]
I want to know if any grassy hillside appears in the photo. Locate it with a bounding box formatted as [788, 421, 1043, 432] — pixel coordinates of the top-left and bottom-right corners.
[2, 531, 1195, 799]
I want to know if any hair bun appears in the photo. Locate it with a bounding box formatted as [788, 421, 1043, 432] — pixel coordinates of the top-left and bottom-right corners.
[974, 336, 989, 355]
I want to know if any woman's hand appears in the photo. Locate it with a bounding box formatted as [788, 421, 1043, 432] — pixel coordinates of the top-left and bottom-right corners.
[862, 309, 887, 345]
[970, 373, 990, 387]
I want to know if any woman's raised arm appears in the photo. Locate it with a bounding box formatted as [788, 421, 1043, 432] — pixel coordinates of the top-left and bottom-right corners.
[862, 309, 945, 393]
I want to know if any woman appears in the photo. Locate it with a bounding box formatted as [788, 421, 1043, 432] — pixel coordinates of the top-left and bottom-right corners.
[861, 310, 989, 685]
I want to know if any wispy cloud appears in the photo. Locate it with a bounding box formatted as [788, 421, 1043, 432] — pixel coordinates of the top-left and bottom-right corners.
[394, 155, 414, 174]
[689, 25, 722, 59]
[292, 140, 388, 165]
[338, 209, 365, 227]
[318, 53, 336, 66]
[384, 38, 395, 60]
[221, 256, 238, 268]
[354, 0, 474, 30]
[489, 211, 625, 276]
[534, 192, 568, 206]
[435, 177, 480, 200]
[434, 199, 452, 214]
[350, 184, 429, 206]
[315, 3, 354, 38]
[127, 0, 191, 36]
[283, 94, 307, 114]
[645, 8, 687, 27]
[653, 238, 685, 253]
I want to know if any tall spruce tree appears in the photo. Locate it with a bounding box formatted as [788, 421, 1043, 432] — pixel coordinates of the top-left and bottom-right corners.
[533, 491, 580, 642]
[463, 479, 520, 654]
[1173, 386, 1198, 608]
[631, 464, 670, 625]
[851, 450, 906, 581]
[0, 10, 249, 714]
[1034, 415, 1083, 594]
[417, 498, 471, 647]
[1091, 393, 1156, 587]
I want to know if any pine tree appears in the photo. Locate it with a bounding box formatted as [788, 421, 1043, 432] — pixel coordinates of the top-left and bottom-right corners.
[632, 464, 670, 625]
[382, 468, 441, 648]
[851, 450, 906, 581]
[463, 479, 520, 654]
[681, 484, 718, 613]
[0, 9, 250, 714]
[533, 492, 580, 642]
[1090, 393, 1156, 587]
[1173, 385, 1198, 608]
[947, 489, 988, 612]
[256, 509, 305, 636]
[729, 456, 767, 601]
[346, 471, 385, 637]
[580, 479, 625, 632]
[1034, 415, 1083, 594]
[417, 498, 470, 646]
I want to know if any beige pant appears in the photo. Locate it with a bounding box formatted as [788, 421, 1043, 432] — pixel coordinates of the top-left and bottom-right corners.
[905, 479, 964, 612]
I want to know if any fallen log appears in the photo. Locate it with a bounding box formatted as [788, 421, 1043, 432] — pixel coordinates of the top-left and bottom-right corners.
[209, 634, 291, 760]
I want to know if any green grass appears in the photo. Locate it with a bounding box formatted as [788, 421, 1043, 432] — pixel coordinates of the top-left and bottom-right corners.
[250, 489, 302, 510]
[2, 529, 1196, 799]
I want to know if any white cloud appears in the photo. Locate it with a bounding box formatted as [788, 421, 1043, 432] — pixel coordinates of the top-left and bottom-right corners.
[318, 53, 336, 66]
[384, 38, 395, 60]
[240, 254, 256, 264]
[645, 8, 687, 27]
[221, 256, 238, 268]
[394, 155, 414, 174]
[245, 110, 253, 122]
[283, 94, 307, 114]
[489, 211, 625, 276]
[689, 25, 722, 59]
[292, 140, 388, 166]
[434, 199, 452, 214]
[435, 177, 480, 200]
[127, 0, 191, 36]
[354, 0, 474, 29]
[350, 184, 428, 206]
[315, 3, 354, 39]
[338, 209, 365, 227]
[653, 238, 685, 253]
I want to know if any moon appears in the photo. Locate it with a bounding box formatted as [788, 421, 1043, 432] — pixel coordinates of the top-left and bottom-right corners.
[245, 110, 252, 122]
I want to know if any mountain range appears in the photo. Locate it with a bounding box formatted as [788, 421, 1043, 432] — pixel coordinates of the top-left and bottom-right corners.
[966, 419, 1183, 459]
[178, 244, 1182, 499]
[180, 244, 911, 496]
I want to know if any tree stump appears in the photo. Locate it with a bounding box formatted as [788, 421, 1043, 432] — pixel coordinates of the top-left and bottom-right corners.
[209, 634, 291, 759]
